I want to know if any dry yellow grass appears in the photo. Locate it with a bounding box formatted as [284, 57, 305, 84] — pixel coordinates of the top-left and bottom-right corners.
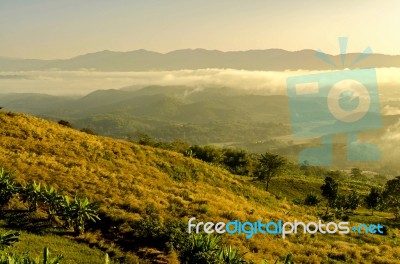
[0, 111, 399, 263]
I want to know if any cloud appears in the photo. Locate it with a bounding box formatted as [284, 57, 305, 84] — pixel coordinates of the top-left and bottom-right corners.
[1, 67, 400, 96]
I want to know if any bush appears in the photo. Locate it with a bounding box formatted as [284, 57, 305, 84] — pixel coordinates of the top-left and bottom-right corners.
[188, 145, 223, 164]
[128, 218, 189, 252]
[179, 234, 222, 264]
[80, 128, 97, 135]
[57, 120, 73, 128]
[304, 193, 320, 206]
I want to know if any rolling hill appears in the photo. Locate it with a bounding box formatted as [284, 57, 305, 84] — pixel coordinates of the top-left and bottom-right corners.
[0, 111, 400, 263]
[0, 86, 292, 145]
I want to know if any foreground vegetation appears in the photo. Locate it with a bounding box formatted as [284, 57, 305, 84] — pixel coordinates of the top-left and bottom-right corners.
[1, 112, 400, 263]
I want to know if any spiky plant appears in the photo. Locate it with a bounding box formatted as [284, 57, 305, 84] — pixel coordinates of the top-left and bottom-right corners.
[0, 168, 19, 209]
[62, 196, 100, 235]
[41, 186, 63, 222]
[22, 181, 42, 212]
[0, 231, 20, 250]
[218, 245, 247, 264]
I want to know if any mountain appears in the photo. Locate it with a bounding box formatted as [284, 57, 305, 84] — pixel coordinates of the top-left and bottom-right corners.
[1, 49, 400, 71]
[0, 86, 292, 145]
[0, 111, 398, 263]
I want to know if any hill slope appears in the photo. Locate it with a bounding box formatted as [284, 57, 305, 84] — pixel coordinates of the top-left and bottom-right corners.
[0, 112, 399, 263]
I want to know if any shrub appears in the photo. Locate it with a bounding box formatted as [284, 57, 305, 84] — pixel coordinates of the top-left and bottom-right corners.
[179, 234, 222, 264]
[80, 128, 97, 135]
[179, 234, 249, 264]
[57, 120, 73, 128]
[304, 193, 320, 206]
[218, 246, 247, 264]
[188, 145, 223, 164]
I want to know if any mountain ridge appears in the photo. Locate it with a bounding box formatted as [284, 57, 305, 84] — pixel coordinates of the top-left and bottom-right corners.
[2, 48, 400, 71]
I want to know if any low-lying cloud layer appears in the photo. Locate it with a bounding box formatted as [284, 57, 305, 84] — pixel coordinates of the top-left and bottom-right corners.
[0, 68, 400, 96]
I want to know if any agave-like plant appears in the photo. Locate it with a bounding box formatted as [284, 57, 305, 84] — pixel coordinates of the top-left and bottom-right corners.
[22, 181, 42, 212]
[41, 186, 63, 222]
[62, 196, 100, 234]
[0, 168, 19, 209]
[0, 231, 20, 250]
[261, 254, 294, 264]
[41, 247, 64, 264]
[218, 245, 247, 264]
[190, 234, 221, 253]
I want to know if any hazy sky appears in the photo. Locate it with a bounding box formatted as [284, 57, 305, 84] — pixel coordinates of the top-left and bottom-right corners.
[1, 0, 399, 59]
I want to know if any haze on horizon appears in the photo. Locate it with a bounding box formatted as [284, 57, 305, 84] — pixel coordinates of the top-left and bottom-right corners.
[1, 0, 400, 59]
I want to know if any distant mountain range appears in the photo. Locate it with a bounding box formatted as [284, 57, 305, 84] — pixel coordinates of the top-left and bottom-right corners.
[1, 49, 400, 71]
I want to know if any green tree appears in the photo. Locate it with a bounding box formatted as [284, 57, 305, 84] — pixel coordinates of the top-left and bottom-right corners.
[321, 176, 338, 212]
[382, 176, 400, 219]
[365, 187, 381, 216]
[345, 191, 361, 211]
[256, 152, 286, 191]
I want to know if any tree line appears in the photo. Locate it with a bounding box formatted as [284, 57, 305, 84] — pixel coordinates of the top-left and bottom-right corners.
[304, 175, 400, 221]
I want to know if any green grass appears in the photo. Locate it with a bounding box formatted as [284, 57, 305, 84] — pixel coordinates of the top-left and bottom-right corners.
[0, 228, 107, 264]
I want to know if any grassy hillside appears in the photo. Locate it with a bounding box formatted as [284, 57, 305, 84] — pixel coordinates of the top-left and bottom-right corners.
[0, 111, 400, 263]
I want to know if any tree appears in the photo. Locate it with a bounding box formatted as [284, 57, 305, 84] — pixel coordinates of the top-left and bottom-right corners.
[334, 194, 347, 210]
[134, 132, 155, 146]
[365, 187, 381, 216]
[320, 177, 338, 212]
[345, 191, 361, 211]
[256, 152, 286, 191]
[382, 176, 400, 219]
